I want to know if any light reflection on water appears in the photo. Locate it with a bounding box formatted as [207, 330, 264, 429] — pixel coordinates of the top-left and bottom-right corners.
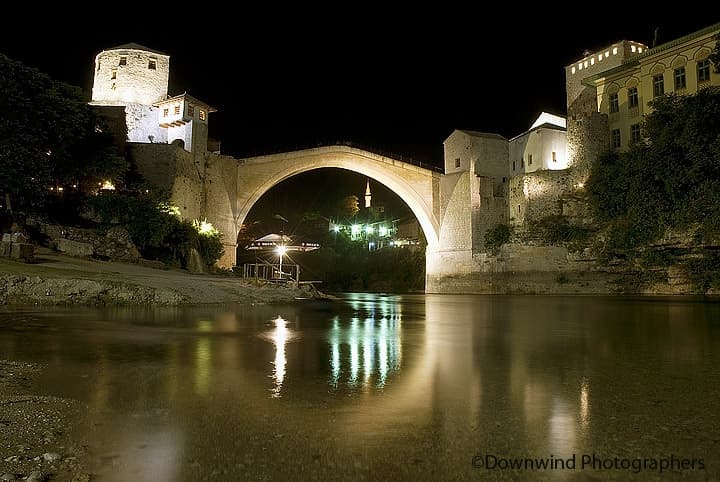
[0, 295, 719, 480]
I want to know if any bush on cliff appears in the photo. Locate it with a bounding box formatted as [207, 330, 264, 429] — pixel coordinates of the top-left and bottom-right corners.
[484, 224, 511, 254]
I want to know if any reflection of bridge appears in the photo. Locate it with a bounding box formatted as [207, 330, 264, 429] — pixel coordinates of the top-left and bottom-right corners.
[136, 143, 504, 292]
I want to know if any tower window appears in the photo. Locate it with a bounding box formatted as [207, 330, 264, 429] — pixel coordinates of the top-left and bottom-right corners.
[521, 158, 524, 168]
[552, 151, 557, 162]
[528, 154, 533, 165]
[512, 160, 516, 171]
[119, 56, 127, 66]
[455, 158, 460, 168]
[97, 60, 101, 72]
[163, 108, 169, 117]
[148, 58, 157, 70]
[199, 110, 207, 121]
[609, 93, 619, 113]
[187, 104, 195, 117]
[174, 105, 180, 115]
[110, 69, 117, 80]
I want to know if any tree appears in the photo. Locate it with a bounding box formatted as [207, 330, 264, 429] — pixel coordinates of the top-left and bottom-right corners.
[710, 33, 720, 73]
[0, 53, 126, 222]
[336, 195, 359, 219]
[587, 87, 720, 251]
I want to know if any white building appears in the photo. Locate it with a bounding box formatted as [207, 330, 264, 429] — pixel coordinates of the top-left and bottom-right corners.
[509, 112, 568, 176]
[89, 43, 214, 156]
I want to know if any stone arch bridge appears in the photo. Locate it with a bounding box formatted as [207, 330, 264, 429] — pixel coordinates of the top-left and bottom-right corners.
[132, 144, 486, 292]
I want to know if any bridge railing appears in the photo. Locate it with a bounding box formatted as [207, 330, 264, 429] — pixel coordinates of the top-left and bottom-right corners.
[239, 140, 444, 173]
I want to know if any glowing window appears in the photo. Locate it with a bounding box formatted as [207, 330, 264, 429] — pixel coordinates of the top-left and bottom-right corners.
[638, 47, 643, 53]
[612, 47, 618, 55]
[119, 56, 127, 66]
[571, 66, 575, 74]
[174, 105, 180, 115]
[578, 63, 583, 70]
[605, 51, 610, 58]
[598, 55, 603, 61]
[199, 110, 207, 121]
[148, 58, 157, 70]
[584, 61, 588, 68]
[591, 58, 595, 65]
[631, 45, 636, 53]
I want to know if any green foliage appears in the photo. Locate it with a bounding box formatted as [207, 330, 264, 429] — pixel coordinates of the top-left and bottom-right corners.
[532, 215, 592, 245]
[246, 230, 426, 292]
[0, 53, 127, 218]
[685, 251, 720, 293]
[85, 191, 223, 268]
[710, 33, 720, 73]
[484, 224, 511, 253]
[336, 195, 360, 219]
[587, 87, 720, 256]
[196, 231, 225, 268]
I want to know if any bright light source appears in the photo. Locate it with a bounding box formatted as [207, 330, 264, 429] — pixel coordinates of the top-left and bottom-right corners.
[365, 225, 374, 234]
[100, 180, 115, 190]
[332, 225, 340, 232]
[576, 182, 585, 189]
[590, 58, 595, 65]
[58, 187, 64, 192]
[351, 224, 360, 235]
[612, 47, 618, 55]
[571, 67, 575, 74]
[276, 245, 287, 256]
[192, 218, 218, 236]
[378, 226, 388, 237]
[631, 45, 636, 53]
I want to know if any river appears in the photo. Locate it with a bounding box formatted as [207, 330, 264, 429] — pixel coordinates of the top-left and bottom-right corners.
[1, 294, 719, 480]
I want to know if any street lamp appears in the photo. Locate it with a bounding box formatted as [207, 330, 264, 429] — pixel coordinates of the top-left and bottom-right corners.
[276, 244, 287, 278]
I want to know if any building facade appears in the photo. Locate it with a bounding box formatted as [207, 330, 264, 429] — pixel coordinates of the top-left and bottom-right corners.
[90, 43, 214, 157]
[577, 23, 719, 150]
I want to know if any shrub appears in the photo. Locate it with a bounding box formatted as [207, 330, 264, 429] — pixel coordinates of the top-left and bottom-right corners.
[485, 224, 511, 253]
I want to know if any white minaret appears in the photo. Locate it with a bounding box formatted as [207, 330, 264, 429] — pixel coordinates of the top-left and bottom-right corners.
[91, 43, 169, 106]
[365, 180, 372, 208]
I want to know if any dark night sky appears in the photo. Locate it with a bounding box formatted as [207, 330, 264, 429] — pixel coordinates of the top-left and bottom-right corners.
[2, 11, 717, 166]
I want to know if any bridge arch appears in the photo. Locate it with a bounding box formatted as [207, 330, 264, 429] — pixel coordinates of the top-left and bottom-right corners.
[230, 146, 441, 252]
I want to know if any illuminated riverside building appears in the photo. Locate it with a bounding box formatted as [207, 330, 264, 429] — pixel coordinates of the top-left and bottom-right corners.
[569, 23, 719, 150]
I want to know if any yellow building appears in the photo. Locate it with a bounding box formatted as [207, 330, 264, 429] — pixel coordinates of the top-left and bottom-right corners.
[582, 23, 719, 150]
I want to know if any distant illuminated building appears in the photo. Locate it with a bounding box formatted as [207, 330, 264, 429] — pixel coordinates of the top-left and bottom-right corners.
[365, 179, 372, 208]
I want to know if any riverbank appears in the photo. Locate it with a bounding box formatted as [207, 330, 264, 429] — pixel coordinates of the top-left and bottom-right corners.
[0, 360, 92, 481]
[0, 248, 322, 306]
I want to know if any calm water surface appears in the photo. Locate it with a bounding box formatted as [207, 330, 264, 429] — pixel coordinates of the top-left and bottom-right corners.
[1, 294, 719, 481]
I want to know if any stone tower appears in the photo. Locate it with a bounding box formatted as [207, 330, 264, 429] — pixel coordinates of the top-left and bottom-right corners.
[91, 43, 169, 106]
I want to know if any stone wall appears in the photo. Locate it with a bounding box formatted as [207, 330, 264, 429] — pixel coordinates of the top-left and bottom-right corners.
[127, 143, 204, 222]
[29, 222, 140, 262]
[125, 104, 164, 144]
[91, 47, 169, 106]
